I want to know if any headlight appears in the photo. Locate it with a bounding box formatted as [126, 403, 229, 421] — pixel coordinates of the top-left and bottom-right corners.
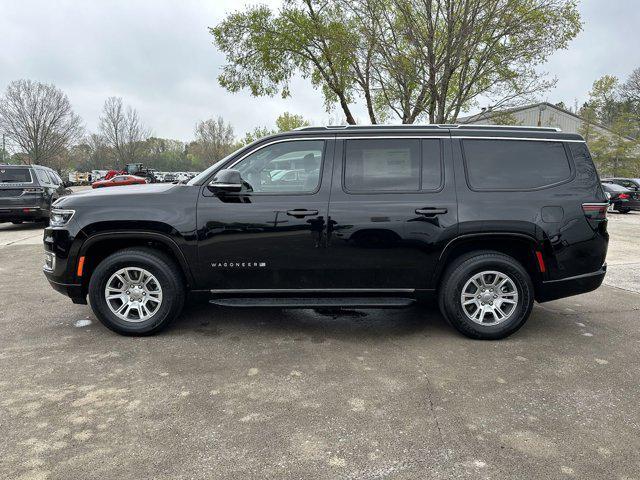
[50, 209, 75, 227]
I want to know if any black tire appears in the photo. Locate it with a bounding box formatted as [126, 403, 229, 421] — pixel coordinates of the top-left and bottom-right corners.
[11, 221, 23, 224]
[88, 248, 185, 335]
[438, 251, 534, 340]
[616, 207, 631, 214]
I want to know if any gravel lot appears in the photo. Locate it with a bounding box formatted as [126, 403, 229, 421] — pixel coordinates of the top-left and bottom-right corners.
[1, 210, 639, 479]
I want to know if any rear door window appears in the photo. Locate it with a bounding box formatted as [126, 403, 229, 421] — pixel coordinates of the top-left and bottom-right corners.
[462, 139, 571, 190]
[0, 167, 33, 184]
[344, 139, 420, 192]
[344, 138, 442, 192]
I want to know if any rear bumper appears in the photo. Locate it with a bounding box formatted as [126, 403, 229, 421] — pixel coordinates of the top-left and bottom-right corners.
[613, 198, 640, 210]
[0, 206, 47, 222]
[536, 264, 607, 303]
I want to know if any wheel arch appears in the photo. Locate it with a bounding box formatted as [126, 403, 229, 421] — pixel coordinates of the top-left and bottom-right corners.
[433, 233, 544, 292]
[76, 230, 195, 294]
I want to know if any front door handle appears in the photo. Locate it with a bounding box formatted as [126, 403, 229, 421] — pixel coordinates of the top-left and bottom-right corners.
[415, 207, 448, 217]
[286, 209, 319, 217]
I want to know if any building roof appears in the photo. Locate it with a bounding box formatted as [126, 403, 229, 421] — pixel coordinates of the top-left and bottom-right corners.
[458, 101, 630, 139]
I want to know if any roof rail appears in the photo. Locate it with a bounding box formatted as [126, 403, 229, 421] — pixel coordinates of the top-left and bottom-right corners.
[293, 124, 561, 132]
[459, 124, 561, 132]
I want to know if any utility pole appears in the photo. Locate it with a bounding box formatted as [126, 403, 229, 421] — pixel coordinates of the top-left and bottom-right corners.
[1, 134, 5, 164]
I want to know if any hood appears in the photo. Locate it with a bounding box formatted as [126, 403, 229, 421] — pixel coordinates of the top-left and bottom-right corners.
[54, 183, 184, 208]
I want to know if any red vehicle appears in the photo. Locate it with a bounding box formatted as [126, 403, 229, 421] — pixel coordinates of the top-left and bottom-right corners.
[92, 175, 148, 189]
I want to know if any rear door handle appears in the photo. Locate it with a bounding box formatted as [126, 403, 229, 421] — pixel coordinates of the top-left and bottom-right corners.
[286, 209, 319, 217]
[415, 207, 448, 217]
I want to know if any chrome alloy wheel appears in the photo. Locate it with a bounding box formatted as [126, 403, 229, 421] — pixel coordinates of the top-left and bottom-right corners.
[460, 270, 519, 326]
[104, 267, 163, 322]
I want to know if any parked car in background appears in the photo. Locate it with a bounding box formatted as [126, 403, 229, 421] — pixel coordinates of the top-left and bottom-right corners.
[175, 172, 190, 183]
[44, 125, 608, 340]
[1, 164, 71, 224]
[601, 182, 640, 213]
[270, 169, 309, 187]
[91, 175, 148, 189]
[163, 173, 177, 183]
[602, 178, 640, 191]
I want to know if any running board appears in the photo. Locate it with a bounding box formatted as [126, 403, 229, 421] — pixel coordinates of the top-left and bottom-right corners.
[209, 297, 416, 308]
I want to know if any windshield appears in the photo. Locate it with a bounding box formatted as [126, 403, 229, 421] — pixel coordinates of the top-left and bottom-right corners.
[0, 167, 33, 183]
[187, 144, 251, 186]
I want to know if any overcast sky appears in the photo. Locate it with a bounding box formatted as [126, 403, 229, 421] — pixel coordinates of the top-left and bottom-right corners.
[1, 0, 639, 141]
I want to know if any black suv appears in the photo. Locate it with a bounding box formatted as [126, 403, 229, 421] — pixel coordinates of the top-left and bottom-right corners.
[1, 164, 71, 224]
[43, 125, 608, 339]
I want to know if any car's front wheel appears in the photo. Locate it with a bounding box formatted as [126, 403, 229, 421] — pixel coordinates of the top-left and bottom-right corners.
[88, 248, 185, 335]
[438, 251, 534, 340]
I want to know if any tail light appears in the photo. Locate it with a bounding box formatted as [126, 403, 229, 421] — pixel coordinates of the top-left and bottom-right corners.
[582, 203, 608, 225]
[619, 193, 629, 199]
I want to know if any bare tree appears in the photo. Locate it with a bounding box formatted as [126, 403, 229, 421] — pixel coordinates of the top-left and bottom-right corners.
[193, 116, 236, 163]
[98, 97, 150, 164]
[0, 79, 83, 166]
[621, 67, 640, 104]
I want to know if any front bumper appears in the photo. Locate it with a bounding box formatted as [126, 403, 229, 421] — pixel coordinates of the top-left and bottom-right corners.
[44, 276, 86, 304]
[43, 226, 87, 304]
[536, 264, 607, 303]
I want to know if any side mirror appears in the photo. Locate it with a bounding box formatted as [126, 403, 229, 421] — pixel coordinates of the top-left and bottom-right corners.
[208, 169, 243, 193]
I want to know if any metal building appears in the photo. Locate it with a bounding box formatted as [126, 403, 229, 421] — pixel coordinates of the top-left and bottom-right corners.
[458, 101, 614, 138]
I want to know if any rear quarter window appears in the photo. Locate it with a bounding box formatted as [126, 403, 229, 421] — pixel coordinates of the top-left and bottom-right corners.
[462, 139, 572, 190]
[35, 169, 52, 185]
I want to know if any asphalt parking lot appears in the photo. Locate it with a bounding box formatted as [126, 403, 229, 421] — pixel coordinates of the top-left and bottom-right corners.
[1, 212, 640, 479]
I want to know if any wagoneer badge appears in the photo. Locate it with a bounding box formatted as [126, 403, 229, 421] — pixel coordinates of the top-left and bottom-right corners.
[211, 261, 267, 268]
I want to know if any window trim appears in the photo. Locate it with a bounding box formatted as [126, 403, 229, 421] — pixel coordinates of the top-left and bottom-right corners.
[221, 138, 328, 196]
[460, 138, 576, 193]
[341, 137, 445, 195]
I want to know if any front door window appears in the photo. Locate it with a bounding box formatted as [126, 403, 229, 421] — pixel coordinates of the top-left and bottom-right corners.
[232, 140, 324, 194]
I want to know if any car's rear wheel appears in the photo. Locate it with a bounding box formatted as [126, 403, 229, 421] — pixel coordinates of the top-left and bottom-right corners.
[438, 251, 534, 340]
[616, 207, 631, 213]
[88, 248, 185, 335]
